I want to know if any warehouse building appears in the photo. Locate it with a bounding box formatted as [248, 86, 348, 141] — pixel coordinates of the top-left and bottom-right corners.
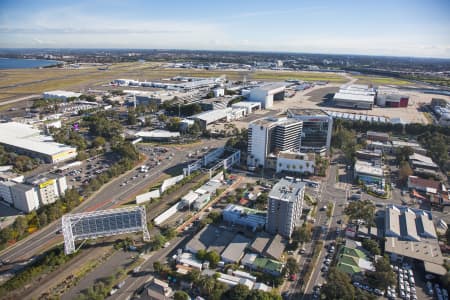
[135, 130, 180, 141]
[231, 101, 261, 114]
[248, 83, 286, 108]
[221, 234, 251, 264]
[376, 88, 409, 107]
[43, 90, 82, 100]
[333, 84, 376, 109]
[366, 131, 390, 142]
[384, 205, 446, 276]
[0, 122, 77, 164]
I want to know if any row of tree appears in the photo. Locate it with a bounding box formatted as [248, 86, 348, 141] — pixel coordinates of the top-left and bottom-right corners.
[179, 269, 282, 300]
[0, 145, 39, 172]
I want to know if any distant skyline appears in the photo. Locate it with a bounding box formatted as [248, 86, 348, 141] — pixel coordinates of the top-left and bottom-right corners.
[1, 0, 450, 58]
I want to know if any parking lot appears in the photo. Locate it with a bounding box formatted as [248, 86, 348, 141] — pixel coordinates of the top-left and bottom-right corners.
[57, 155, 116, 189]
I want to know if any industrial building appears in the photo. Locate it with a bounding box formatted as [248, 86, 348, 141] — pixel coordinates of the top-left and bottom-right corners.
[221, 234, 251, 264]
[248, 83, 286, 108]
[135, 130, 180, 141]
[199, 97, 229, 111]
[366, 131, 390, 142]
[376, 88, 409, 107]
[231, 101, 261, 114]
[384, 205, 446, 276]
[408, 153, 438, 172]
[189, 108, 246, 129]
[43, 90, 82, 100]
[222, 204, 267, 231]
[333, 84, 376, 109]
[287, 109, 333, 152]
[0, 122, 77, 164]
[266, 177, 305, 238]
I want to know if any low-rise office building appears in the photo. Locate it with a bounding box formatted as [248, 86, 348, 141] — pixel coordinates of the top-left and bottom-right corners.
[272, 151, 315, 174]
[222, 204, 266, 232]
[354, 160, 384, 188]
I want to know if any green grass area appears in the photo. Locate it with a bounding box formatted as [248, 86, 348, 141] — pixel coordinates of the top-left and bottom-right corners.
[0, 62, 348, 100]
[354, 75, 413, 86]
[252, 71, 347, 83]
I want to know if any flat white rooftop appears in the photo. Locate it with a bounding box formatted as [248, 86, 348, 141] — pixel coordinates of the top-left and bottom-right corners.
[334, 92, 375, 103]
[354, 160, 383, 177]
[136, 130, 180, 138]
[43, 90, 82, 98]
[0, 122, 76, 156]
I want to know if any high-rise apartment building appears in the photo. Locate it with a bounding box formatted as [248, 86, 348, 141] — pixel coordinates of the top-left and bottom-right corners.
[247, 117, 302, 168]
[266, 177, 305, 238]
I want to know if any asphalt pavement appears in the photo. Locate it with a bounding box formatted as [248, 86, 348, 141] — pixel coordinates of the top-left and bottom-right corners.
[0, 139, 225, 280]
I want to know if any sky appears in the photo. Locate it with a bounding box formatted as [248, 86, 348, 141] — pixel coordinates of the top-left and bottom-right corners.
[0, 0, 450, 58]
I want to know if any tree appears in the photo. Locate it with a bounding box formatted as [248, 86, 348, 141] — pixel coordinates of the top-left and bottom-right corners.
[185, 269, 201, 284]
[127, 110, 137, 125]
[321, 268, 355, 300]
[93, 136, 106, 148]
[366, 255, 396, 290]
[344, 200, 375, 227]
[285, 256, 299, 275]
[151, 234, 167, 250]
[223, 284, 250, 300]
[174, 290, 189, 300]
[196, 249, 207, 261]
[398, 161, 413, 185]
[205, 250, 220, 268]
[153, 261, 163, 273]
[199, 276, 216, 296]
[247, 290, 276, 300]
[362, 239, 381, 256]
[292, 224, 312, 244]
[38, 212, 48, 227]
[396, 146, 414, 163]
[14, 216, 28, 236]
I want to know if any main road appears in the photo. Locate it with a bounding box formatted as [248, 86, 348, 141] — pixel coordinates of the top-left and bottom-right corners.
[0, 139, 226, 276]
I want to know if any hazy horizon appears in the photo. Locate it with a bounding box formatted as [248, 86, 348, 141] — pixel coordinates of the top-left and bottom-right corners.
[1, 0, 450, 59]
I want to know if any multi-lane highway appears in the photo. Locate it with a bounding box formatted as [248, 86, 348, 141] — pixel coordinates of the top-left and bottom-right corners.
[0, 139, 225, 278]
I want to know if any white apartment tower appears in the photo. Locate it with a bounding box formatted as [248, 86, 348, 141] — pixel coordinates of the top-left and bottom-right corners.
[266, 177, 305, 238]
[247, 118, 302, 168]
